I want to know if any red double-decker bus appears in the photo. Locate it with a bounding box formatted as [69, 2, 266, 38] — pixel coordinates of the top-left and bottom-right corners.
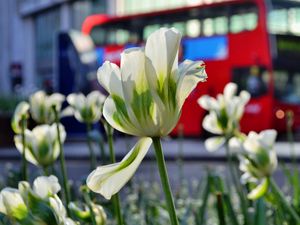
[82, 0, 300, 136]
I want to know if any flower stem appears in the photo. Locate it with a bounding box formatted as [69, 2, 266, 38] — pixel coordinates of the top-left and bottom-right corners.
[105, 123, 124, 225]
[21, 116, 28, 181]
[82, 186, 97, 225]
[86, 122, 96, 170]
[52, 106, 71, 216]
[270, 178, 300, 224]
[225, 142, 249, 225]
[99, 137, 106, 164]
[152, 137, 179, 225]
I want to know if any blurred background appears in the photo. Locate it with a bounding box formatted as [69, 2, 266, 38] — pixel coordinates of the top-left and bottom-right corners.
[1, 0, 300, 144]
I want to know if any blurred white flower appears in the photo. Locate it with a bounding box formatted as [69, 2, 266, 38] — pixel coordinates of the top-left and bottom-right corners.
[29, 90, 65, 124]
[65, 91, 106, 124]
[198, 82, 250, 151]
[33, 175, 61, 199]
[0, 188, 28, 220]
[69, 202, 107, 225]
[11, 101, 30, 134]
[14, 123, 66, 168]
[97, 27, 206, 137]
[230, 129, 278, 199]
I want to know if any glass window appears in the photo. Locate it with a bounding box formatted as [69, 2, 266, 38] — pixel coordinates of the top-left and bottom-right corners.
[232, 66, 268, 98]
[35, 9, 60, 90]
[268, 9, 288, 34]
[244, 13, 258, 30]
[289, 8, 300, 35]
[143, 24, 160, 40]
[274, 71, 300, 104]
[203, 18, 214, 36]
[186, 19, 201, 37]
[116, 29, 130, 44]
[172, 22, 186, 36]
[214, 16, 228, 35]
[230, 14, 244, 33]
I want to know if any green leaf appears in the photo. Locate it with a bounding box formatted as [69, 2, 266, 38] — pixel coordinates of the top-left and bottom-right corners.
[196, 174, 211, 225]
[216, 192, 227, 225]
[223, 194, 239, 225]
[254, 198, 266, 225]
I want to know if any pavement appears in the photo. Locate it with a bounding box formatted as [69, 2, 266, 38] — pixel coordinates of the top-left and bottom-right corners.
[1, 137, 300, 162]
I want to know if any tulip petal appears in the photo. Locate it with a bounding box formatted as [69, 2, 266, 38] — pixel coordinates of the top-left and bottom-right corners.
[236, 91, 250, 119]
[0, 188, 27, 219]
[145, 28, 181, 106]
[247, 178, 269, 200]
[33, 176, 61, 199]
[87, 90, 106, 106]
[87, 138, 152, 199]
[11, 101, 30, 134]
[97, 61, 123, 98]
[177, 60, 207, 109]
[259, 129, 277, 148]
[204, 136, 226, 152]
[14, 131, 38, 166]
[197, 95, 218, 111]
[202, 113, 223, 135]
[103, 96, 142, 136]
[145, 28, 181, 81]
[120, 48, 157, 127]
[48, 93, 65, 109]
[61, 106, 74, 118]
[67, 93, 85, 111]
[224, 83, 237, 102]
[228, 137, 243, 153]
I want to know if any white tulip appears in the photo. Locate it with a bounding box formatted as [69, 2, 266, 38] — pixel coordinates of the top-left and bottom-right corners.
[0, 188, 28, 220]
[88, 27, 207, 202]
[11, 101, 30, 134]
[97, 27, 207, 137]
[14, 123, 66, 167]
[29, 90, 65, 124]
[33, 175, 61, 199]
[230, 129, 278, 199]
[65, 91, 106, 124]
[198, 82, 250, 151]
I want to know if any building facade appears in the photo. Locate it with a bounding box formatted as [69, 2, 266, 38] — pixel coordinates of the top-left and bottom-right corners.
[0, 0, 109, 95]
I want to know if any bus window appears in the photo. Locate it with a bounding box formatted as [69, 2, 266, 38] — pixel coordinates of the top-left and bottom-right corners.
[232, 66, 268, 98]
[230, 14, 244, 33]
[268, 9, 288, 34]
[144, 24, 160, 40]
[274, 71, 300, 104]
[186, 19, 201, 37]
[289, 8, 300, 35]
[244, 13, 258, 31]
[214, 16, 228, 35]
[203, 18, 214, 36]
[90, 27, 106, 46]
[115, 29, 130, 44]
[172, 22, 186, 36]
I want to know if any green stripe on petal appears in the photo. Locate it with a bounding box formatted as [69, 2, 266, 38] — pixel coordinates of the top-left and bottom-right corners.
[103, 96, 142, 136]
[131, 89, 154, 123]
[111, 94, 130, 128]
[247, 178, 269, 200]
[86, 138, 152, 199]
